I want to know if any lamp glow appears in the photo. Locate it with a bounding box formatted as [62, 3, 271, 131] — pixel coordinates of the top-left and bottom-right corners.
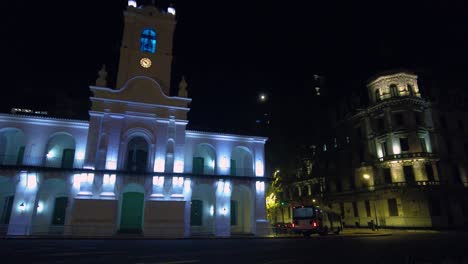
[76, 151, 85, 160]
[220, 156, 229, 169]
[210, 205, 214, 216]
[256, 181, 265, 192]
[154, 158, 165, 172]
[128, 0, 137, 7]
[19, 202, 26, 212]
[168, 6, 176, 15]
[37, 202, 43, 213]
[153, 176, 164, 186]
[174, 160, 184, 173]
[255, 160, 264, 176]
[46, 151, 54, 159]
[363, 174, 370, 180]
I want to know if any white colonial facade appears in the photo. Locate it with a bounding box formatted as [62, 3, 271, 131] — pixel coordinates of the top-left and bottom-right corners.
[0, 3, 268, 237]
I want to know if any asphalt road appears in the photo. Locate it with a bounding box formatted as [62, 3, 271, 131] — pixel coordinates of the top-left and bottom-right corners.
[1, 232, 468, 264]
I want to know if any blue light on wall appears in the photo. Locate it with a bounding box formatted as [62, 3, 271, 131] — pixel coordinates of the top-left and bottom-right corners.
[140, 28, 157, 53]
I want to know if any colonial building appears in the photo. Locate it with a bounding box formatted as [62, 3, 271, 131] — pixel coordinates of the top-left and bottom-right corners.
[325, 71, 468, 228]
[0, 2, 268, 237]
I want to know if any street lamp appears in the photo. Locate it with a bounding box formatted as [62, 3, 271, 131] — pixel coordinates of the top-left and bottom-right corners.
[362, 174, 378, 231]
[259, 93, 267, 102]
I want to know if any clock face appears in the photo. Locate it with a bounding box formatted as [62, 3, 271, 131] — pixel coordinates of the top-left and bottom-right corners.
[140, 58, 152, 68]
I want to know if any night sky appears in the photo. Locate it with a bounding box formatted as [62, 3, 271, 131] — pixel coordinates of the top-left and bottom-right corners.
[4, 0, 468, 172]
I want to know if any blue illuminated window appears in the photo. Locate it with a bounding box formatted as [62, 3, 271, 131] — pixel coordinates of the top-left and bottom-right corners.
[140, 28, 157, 53]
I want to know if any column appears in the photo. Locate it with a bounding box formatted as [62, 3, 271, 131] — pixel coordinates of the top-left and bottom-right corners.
[254, 180, 269, 236]
[214, 179, 231, 237]
[7, 172, 40, 236]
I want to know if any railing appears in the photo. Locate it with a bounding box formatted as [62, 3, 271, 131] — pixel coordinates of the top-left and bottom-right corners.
[0, 154, 84, 169]
[376, 152, 437, 162]
[328, 181, 446, 196]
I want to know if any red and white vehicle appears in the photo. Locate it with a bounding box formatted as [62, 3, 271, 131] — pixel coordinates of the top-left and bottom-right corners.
[291, 205, 343, 237]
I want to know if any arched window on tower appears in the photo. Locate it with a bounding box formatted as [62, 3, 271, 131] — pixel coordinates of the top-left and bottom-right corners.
[407, 84, 414, 96]
[389, 84, 398, 97]
[140, 28, 157, 53]
[375, 89, 381, 102]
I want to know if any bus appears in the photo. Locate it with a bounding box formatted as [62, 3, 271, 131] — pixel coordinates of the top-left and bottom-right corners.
[291, 205, 343, 237]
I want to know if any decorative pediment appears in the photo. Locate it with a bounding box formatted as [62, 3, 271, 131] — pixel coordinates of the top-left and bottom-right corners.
[90, 76, 191, 109]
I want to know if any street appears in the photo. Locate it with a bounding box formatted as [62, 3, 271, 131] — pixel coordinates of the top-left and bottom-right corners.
[1, 232, 468, 264]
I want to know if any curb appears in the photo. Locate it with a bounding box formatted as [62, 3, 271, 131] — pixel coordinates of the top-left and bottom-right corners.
[1, 233, 392, 240]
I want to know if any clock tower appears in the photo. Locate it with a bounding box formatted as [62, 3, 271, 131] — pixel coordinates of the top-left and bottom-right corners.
[116, 3, 176, 95]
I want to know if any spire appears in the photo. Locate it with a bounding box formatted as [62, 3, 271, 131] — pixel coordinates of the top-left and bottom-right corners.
[178, 76, 188, 97]
[95, 64, 108, 87]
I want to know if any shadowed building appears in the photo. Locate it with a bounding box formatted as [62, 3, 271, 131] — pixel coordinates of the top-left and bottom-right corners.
[324, 71, 468, 229]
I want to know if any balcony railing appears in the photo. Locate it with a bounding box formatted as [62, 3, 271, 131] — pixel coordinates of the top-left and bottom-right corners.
[376, 152, 438, 163]
[326, 180, 449, 197]
[0, 155, 255, 177]
[0, 155, 84, 169]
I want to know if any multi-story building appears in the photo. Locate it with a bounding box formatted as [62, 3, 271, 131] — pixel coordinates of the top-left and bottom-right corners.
[0, 2, 269, 237]
[325, 71, 468, 229]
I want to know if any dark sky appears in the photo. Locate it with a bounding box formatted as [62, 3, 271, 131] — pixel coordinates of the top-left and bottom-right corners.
[4, 0, 468, 171]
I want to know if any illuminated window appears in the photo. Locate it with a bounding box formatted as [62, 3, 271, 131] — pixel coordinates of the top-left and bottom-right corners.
[140, 28, 157, 53]
[419, 137, 427, 152]
[381, 142, 388, 157]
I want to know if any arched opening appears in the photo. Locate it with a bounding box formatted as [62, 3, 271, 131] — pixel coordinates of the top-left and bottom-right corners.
[0, 128, 25, 165]
[190, 184, 215, 235]
[389, 84, 398, 97]
[231, 147, 253, 176]
[231, 185, 253, 234]
[375, 89, 381, 102]
[140, 28, 157, 53]
[407, 84, 414, 96]
[165, 139, 175, 172]
[193, 144, 216, 175]
[119, 184, 145, 234]
[126, 137, 149, 172]
[31, 178, 68, 235]
[45, 133, 76, 168]
[0, 176, 16, 233]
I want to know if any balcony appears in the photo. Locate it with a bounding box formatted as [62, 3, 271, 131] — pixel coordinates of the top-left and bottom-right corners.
[0, 154, 84, 169]
[376, 152, 438, 163]
[326, 180, 446, 197]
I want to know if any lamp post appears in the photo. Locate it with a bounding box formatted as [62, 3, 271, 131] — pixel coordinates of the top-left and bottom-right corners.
[362, 174, 378, 231]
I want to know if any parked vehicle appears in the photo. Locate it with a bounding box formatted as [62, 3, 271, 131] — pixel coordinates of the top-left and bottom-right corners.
[272, 222, 293, 234]
[291, 205, 342, 237]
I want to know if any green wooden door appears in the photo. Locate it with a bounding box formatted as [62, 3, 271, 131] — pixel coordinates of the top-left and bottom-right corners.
[231, 200, 238, 226]
[61, 149, 75, 168]
[16, 146, 25, 165]
[230, 160, 236, 176]
[192, 157, 204, 174]
[190, 200, 203, 226]
[52, 197, 68, 225]
[120, 192, 144, 233]
[1, 196, 14, 225]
